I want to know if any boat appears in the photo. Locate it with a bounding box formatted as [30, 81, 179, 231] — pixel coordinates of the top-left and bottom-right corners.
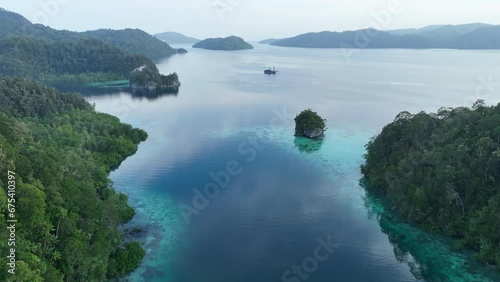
[264, 67, 278, 74]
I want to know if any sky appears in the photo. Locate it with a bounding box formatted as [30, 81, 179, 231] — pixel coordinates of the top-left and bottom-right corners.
[1, 0, 498, 41]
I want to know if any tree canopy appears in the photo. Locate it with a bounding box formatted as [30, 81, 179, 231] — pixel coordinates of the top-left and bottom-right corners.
[294, 109, 327, 137]
[0, 8, 178, 89]
[0, 36, 149, 85]
[0, 9, 175, 61]
[129, 64, 180, 91]
[83, 29, 176, 60]
[0, 78, 147, 281]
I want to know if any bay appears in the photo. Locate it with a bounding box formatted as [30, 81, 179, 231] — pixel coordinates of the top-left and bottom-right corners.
[86, 44, 500, 282]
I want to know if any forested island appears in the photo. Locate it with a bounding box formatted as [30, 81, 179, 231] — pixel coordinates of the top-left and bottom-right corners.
[361, 100, 500, 269]
[0, 9, 178, 91]
[267, 24, 500, 49]
[193, 36, 253, 51]
[294, 109, 327, 138]
[176, 48, 188, 54]
[130, 65, 180, 93]
[0, 78, 147, 281]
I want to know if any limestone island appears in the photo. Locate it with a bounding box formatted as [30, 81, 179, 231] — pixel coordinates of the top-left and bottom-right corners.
[192, 36, 253, 51]
[130, 64, 180, 92]
[294, 109, 327, 138]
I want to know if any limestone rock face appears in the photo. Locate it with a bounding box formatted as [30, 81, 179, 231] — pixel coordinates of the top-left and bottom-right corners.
[303, 128, 324, 139]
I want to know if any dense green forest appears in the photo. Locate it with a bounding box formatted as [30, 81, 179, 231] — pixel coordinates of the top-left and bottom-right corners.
[130, 64, 180, 91]
[0, 78, 147, 281]
[0, 36, 150, 86]
[0, 8, 175, 61]
[361, 100, 500, 269]
[83, 29, 176, 60]
[0, 8, 178, 89]
[0, 34, 177, 89]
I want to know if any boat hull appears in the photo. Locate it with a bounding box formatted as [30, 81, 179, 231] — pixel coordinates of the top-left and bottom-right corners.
[264, 70, 277, 74]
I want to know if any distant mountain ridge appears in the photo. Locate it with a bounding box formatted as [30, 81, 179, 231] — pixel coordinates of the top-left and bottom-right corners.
[0, 8, 177, 89]
[267, 23, 500, 49]
[259, 38, 280, 44]
[155, 32, 200, 44]
[387, 23, 493, 43]
[386, 25, 447, 36]
[0, 8, 175, 60]
[270, 29, 429, 49]
[83, 29, 176, 60]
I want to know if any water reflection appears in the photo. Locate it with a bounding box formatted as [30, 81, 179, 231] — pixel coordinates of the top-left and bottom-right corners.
[360, 179, 500, 282]
[130, 88, 178, 101]
[58, 84, 179, 101]
[293, 136, 324, 153]
[86, 45, 500, 281]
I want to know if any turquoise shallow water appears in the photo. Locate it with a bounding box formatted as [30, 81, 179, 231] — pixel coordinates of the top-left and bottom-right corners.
[86, 45, 500, 282]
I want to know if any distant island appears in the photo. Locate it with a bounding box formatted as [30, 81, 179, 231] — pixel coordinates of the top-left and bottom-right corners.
[266, 23, 500, 49]
[193, 36, 253, 51]
[130, 65, 180, 93]
[176, 48, 188, 54]
[155, 31, 200, 44]
[294, 109, 327, 139]
[259, 38, 280, 44]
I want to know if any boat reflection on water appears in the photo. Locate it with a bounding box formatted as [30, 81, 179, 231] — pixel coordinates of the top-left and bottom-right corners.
[293, 136, 324, 153]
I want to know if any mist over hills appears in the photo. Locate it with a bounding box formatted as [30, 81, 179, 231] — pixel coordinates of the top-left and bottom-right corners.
[266, 23, 500, 49]
[259, 38, 280, 44]
[0, 8, 175, 60]
[154, 31, 200, 44]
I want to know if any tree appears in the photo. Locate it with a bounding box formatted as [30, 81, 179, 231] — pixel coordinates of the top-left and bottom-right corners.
[294, 109, 327, 138]
[0, 78, 148, 280]
[17, 182, 46, 229]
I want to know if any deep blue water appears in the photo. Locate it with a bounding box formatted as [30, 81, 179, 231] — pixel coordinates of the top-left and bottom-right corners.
[86, 44, 500, 282]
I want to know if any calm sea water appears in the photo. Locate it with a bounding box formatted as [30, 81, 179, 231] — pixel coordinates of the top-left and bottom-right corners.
[86, 45, 500, 282]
